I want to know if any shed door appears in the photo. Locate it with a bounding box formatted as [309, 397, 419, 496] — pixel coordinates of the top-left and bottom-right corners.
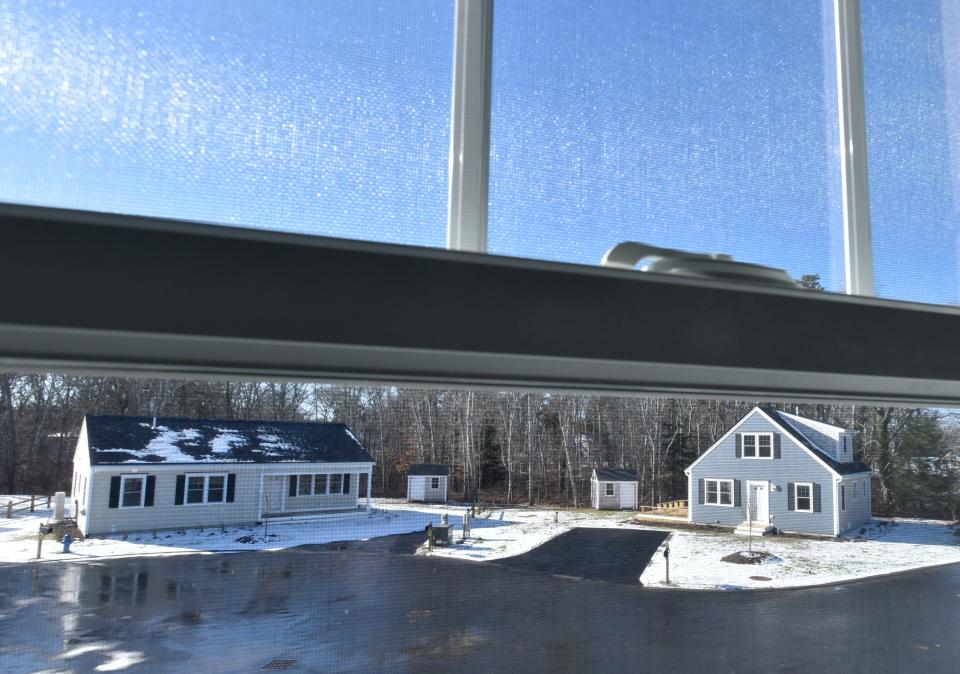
[620, 483, 636, 508]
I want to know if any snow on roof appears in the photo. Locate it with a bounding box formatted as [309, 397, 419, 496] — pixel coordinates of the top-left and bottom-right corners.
[83, 415, 374, 465]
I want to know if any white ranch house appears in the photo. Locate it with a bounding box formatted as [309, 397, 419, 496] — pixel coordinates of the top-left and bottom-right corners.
[71, 415, 375, 536]
[685, 407, 873, 537]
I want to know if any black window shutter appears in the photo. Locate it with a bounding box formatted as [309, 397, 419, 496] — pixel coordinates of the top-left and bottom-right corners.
[813, 483, 822, 512]
[108, 476, 121, 508]
[144, 475, 156, 507]
[698, 478, 705, 505]
[734, 479, 741, 507]
[735, 434, 742, 458]
[343, 473, 351, 494]
[226, 474, 236, 503]
[787, 482, 795, 510]
[174, 475, 185, 505]
[289, 475, 297, 497]
[773, 434, 781, 459]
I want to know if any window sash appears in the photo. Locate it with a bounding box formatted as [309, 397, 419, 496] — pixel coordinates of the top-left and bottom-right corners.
[121, 476, 145, 508]
[605, 484, 614, 496]
[743, 436, 756, 457]
[330, 474, 342, 494]
[314, 474, 328, 495]
[431, 477, 440, 489]
[795, 483, 813, 512]
[705, 479, 734, 506]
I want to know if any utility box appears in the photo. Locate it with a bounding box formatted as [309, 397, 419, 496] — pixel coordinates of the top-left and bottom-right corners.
[53, 492, 65, 521]
[430, 525, 451, 546]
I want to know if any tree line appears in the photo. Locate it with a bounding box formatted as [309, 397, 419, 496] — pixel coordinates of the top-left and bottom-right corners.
[1, 373, 958, 518]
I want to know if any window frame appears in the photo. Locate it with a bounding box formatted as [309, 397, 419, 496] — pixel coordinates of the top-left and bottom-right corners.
[184, 473, 228, 506]
[314, 474, 328, 495]
[431, 477, 440, 490]
[119, 475, 146, 509]
[742, 433, 774, 460]
[795, 482, 814, 513]
[705, 478, 734, 507]
[605, 483, 614, 497]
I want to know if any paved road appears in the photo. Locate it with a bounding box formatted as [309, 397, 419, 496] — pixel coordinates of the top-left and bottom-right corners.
[494, 528, 668, 583]
[1, 548, 958, 673]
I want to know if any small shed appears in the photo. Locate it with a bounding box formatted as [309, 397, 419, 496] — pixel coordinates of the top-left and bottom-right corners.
[591, 468, 638, 510]
[407, 464, 449, 503]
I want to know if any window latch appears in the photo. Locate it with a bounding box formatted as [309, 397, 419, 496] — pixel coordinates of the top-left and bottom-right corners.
[601, 241, 799, 289]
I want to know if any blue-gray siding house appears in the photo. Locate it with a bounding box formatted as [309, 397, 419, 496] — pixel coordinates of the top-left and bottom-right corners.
[685, 407, 872, 536]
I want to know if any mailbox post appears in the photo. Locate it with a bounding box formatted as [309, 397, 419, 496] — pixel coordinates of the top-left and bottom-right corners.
[37, 524, 53, 559]
[664, 543, 670, 585]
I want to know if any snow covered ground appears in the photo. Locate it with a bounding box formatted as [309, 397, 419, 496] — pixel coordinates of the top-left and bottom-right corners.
[2, 496, 957, 591]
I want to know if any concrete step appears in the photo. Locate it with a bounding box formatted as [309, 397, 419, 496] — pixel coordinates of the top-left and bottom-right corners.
[734, 522, 775, 536]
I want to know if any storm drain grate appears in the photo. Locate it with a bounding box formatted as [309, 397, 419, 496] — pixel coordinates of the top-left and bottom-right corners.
[262, 658, 297, 670]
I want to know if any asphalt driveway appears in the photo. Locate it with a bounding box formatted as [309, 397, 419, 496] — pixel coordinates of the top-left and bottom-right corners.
[1, 547, 958, 673]
[493, 527, 668, 583]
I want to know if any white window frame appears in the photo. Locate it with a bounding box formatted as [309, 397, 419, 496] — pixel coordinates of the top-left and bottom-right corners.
[184, 473, 228, 505]
[605, 483, 614, 496]
[314, 474, 328, 495]
[431, 477, 440, 489]
[119, 475, 146, 509]
[705, 478, 734, 507]
[742, 433, 773, 460]
[795, 482, 814, 513]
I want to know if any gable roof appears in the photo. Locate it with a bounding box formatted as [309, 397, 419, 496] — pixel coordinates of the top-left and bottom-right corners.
[685, 406, 872, 477]
[593, 467, 637, 482]
[82, 415, 374, 465]
[761, 408, 872, 476]
[408, 464, 450, 476]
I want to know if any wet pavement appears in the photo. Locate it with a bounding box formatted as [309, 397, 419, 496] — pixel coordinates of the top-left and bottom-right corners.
[493, 528, 668, 583]
[0, 545, 958, 673]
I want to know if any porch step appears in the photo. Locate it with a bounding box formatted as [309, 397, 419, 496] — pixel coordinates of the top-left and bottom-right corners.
[734, 521, 775, 537]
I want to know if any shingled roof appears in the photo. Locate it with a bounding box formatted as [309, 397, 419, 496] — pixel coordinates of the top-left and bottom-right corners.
[761, 407, 872, 476]
[82, 415, 374, 465]
[407, 464, 450, 476]
[593, 467, 638, 482]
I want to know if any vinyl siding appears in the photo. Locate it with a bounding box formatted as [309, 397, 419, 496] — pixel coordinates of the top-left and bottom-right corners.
[83, 462, 372, 535]
[591, 476, 637, 510]
[838, 476, 873, 533]
[407, 475, 448, 502]
[688, 411, 838, 535]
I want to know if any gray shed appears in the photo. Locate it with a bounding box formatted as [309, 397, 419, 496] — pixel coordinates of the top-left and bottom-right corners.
[590, 468, 638, 510]
[407, 464, 449, 503]
[71, 415, 375, 536]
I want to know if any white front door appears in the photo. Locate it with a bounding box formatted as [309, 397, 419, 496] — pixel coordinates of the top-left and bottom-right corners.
[621, 484, 636, 509]
[748, 481, 769, 524]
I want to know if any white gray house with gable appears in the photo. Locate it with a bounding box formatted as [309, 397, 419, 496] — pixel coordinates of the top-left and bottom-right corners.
[71, 415, 375, 536]
[685, 407, 872, 537]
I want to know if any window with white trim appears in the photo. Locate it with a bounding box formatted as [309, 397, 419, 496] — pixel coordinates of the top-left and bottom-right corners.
[330, 474, 342, 494]
[431, 477, 440, 489]
[742, 433, 773, 459]
[795, 482, 813, 512]
[705, 479, 734, 506]
[605, 483, 614, 496]
[120, 475, 146, 508]
[314, 474, 328, 495]
[186, 474, 227, 504]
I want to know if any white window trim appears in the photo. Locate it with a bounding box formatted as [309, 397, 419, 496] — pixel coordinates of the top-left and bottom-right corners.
[605, 483, 614, 496]
[705, 478, 735, 507]
[795, 482, 814, 513]
[431, 477, 440, 489]
[119, 475, 146, 509]
[742, 432, 774, 459]
[314, 473, 328, 495]
[184, 473, 228, 505]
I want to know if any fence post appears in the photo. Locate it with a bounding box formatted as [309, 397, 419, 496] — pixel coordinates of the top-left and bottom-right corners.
[30, 495, 35, 512]
[46, 495, 51, 508]
[5, 501, 11, 519]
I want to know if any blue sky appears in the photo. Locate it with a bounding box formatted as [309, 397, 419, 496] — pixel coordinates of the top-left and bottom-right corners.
[0, 0, 956, 304]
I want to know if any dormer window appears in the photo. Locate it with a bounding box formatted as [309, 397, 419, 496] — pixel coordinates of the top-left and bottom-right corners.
[742, 433, 773, 459]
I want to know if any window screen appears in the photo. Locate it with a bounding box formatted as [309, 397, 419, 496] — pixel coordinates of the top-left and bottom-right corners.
[862, 1, 960, 305]
[0, 0, 453, 246]
[489, 0, 844, 290]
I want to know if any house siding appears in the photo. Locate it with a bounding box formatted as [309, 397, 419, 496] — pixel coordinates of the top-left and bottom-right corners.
[591, 476, 637, 510]
[407, 475, 448, 502]
[83, 462, 372, 536]
[838, 475, 873, 534]
[688, 411, 838, 536]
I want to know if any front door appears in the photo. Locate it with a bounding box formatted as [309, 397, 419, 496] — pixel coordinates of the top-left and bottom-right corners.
[748, 481, 769, 524]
